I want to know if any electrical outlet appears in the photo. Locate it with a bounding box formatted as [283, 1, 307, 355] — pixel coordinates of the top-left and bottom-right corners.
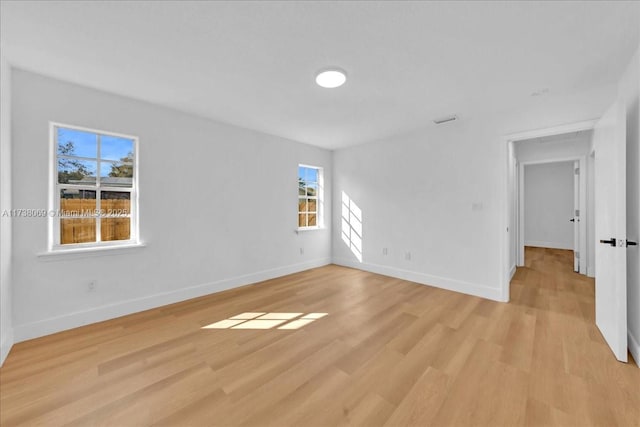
[405, 251, 411, 261]
[382, 247, 388, 255]
[88, 281, 96, 292]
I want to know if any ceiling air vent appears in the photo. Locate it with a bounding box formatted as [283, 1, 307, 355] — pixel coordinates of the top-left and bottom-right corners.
[433, 115, 458, 125]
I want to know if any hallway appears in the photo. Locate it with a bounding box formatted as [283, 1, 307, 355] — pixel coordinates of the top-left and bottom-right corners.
[512, 247, 595, 322]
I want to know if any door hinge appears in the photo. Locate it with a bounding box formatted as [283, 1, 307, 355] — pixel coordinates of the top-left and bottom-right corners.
[574, 167, 580, 175]
[575, 209, 580, 217]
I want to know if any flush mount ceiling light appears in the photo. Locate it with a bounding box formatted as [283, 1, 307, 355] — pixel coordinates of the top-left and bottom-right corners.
[315, 68, 347, 88]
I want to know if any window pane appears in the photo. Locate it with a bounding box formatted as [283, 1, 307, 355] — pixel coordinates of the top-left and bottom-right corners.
[298, 166, 306, 181]
[58, 158, 97, 184]
[308, 213, 317, 227]
[57, 128, 97, 158]
[306, 168, 318, 183]
[307, 198, 317, 213]
[298, 213, 307, 228]
[305, 183, 317, 197]
[60, 189, 96, 216]
[298, 199, 308, 213]
[101, 135, 133, 161]
[60, 218, 96, 244]
[101, 217, 131, 241]
[101, 191, 131, 215]
[100, 161, 133, 187]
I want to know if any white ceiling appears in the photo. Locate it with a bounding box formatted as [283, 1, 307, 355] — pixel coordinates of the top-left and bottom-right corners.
[1, 1, 638, 149]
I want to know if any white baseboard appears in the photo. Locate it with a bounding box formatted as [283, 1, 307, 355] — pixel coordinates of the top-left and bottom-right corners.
[13, 258, 331, 343]
[629, 331, 640, 367]
[587, 265, 595, 278]
[524, 241, 573, 250]
[0, 328, 14, 367]
[332, 257, 503, 302]
[509, 264, 517, 281]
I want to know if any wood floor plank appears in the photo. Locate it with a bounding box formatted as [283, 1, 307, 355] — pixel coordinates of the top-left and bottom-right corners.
[1, 248, 638, 426]
[383, 367, 449, 427]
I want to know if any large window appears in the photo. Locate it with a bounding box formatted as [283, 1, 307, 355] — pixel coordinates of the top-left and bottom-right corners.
[298, 164, 323, 229]
[52, 123, 138, 248]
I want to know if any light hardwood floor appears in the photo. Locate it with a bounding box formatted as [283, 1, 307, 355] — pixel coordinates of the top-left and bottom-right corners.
[1, 247, 638, 426]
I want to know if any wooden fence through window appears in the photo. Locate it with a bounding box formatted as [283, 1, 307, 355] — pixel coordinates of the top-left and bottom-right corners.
[60, 199, 131, 244]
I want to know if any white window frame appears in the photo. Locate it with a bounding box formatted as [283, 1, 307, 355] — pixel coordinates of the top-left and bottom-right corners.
[48, 122, 140, 252]
[298, 164, 324, 230]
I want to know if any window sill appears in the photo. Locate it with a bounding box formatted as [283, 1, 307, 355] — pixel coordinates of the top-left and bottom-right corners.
[38, 242, 146, 261]
[295, 227, 326, 233]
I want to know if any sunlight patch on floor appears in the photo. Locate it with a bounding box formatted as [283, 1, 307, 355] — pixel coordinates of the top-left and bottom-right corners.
[202, 312, 328, 330]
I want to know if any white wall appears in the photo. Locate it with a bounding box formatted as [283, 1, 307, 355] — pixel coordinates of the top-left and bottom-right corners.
[619, 47, 640, 363]
[11, 70, 332, 342]
[333, 119, 504, 300]
[523, 162, 575, 250]
[332, 82, 616, 302]
[514, 133, 592, 163]
[0, 55, 14, 365]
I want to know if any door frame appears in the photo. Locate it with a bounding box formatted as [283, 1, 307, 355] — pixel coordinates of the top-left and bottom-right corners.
[501, 120, 596, 301]
[516, 157, 587, 273]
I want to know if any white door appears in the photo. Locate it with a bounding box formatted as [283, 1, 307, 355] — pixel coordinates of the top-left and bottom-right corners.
[594, 101, 628, 362]
[573, 160, 580, 272]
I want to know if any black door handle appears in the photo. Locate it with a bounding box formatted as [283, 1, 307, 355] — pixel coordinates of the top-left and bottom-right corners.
[600, 238, 616, 247]
[628, 240, 638, 247]
[569, 218, 575, 222]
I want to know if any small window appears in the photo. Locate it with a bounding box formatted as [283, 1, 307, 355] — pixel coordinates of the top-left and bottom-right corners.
[298, 164, 323, 229]
[52, 123, 138, 249]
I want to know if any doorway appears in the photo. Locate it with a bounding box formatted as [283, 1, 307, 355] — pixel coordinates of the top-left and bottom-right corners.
[512, 130, 592, 275]
[503, 101, 633, 363]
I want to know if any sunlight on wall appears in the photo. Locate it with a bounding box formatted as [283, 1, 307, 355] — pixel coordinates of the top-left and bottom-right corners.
[202, 312, 328, 330]
[341, 191, 363, 262]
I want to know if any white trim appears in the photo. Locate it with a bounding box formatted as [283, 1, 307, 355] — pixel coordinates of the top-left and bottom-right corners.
[50, 121, 140, 141]
[38, 242, 146, 261]
[524, 241, 573, 250]
[333, 257, 505, 302]
[13, 257, 331, 342]
[509, 264, 517, 281]
[518, 161, 525, 266]
[502, 119, 597, 300]
[504, 120, 598, 142]
[0, 328, 14, 367]
[295, 226, 326, 233]
[587, 265, 595, 278]
[628, 331, 640, 366]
